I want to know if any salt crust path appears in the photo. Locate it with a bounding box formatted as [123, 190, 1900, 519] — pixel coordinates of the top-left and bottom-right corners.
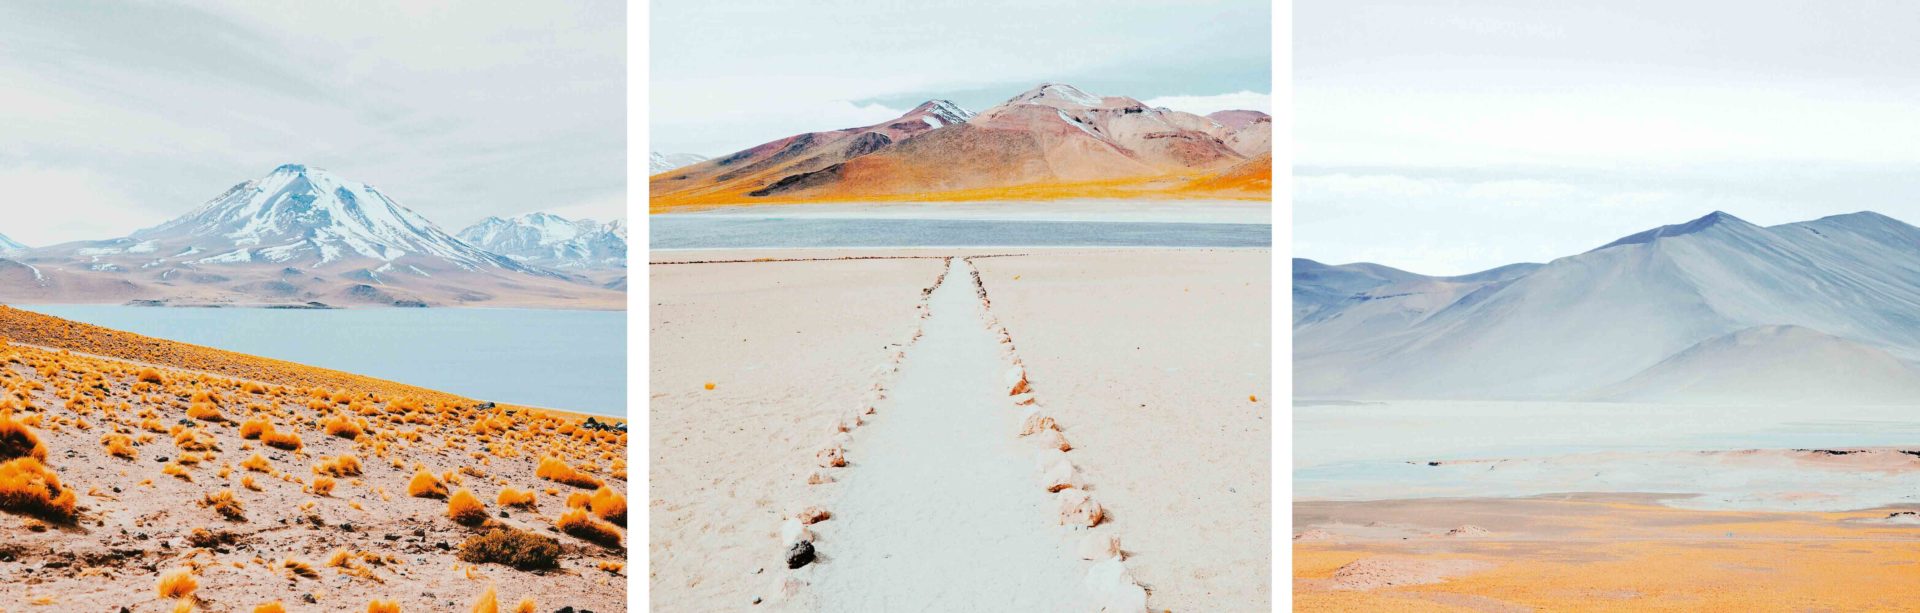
[809, 257, 1087, 610]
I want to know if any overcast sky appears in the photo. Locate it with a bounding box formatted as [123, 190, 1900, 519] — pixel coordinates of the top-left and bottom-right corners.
[1297, 0, 1920, 275]
[649, 0, 1272, 157]
[0, 2, 623, 247]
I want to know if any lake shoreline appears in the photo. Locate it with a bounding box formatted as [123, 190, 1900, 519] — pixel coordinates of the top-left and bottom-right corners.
[10, 304, 625, 415]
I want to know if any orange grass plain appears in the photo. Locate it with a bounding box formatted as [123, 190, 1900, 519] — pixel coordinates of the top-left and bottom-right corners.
[1294, 497, 1920, 612]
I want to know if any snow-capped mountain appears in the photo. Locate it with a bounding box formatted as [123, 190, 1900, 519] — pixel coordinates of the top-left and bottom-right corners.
[1, 164, 623, 308]
[969, 83, 1244, 171]
[1296, 210, 1920, 403]
[457, 212, 627, 269]
[650, 152, 708, 174]
[113, 164, 533, 275]
[0, 233, 24, 251]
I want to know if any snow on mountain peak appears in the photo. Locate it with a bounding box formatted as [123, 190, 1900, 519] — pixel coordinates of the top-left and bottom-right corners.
[910, 99, 975, 127]
[1009, 83, 1106, 108]
[457, 212, 626, 270]
[135, 164, 527, 273]
[650, 151, 709, 174]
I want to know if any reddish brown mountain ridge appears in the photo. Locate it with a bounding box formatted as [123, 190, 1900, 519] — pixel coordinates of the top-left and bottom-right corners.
[649, 84, 1271, 208]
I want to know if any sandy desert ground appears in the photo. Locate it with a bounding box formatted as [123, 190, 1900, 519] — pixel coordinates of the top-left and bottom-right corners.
[972, 250, 1273, 611]
[0, 306, 627, 612]
[1295, 400, 1920, 611]
[648, 248, 1271, 611]
[1295, 494, 1920, 611]
[647, 256, 947, 609]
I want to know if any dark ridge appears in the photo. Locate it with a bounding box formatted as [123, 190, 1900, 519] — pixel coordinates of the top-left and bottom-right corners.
[748, 164, 846, 198]
[841, 132, 892, 159]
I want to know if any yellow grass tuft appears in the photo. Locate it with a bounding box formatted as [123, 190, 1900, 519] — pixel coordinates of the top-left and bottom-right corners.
[241, 453, 272, 472]
[283, 558, 319, 579]
[598, 560, 624, 574]
[102, 433, 138, 459]
[312, 476, 336, 496]
[408, 469, 448, 499]
[202, 489, 245, 521]
[447, 487, 488, 525]
[459, 527, 561, 570]
[495, 487, 536, 509]
[514, 598, 536, 613]
[536, 456, 602, 489]
[588, 486, 626, 526]
[186, 402, 224, 422]
[472, 583, 499, 613]
[323, 415, 364, 439]
[253, 602, 287, 613]
[138, 367, 165, 385]
[156, 567, 198, 598]
[262, 429, 303, 451]
[0, 409, 47, 461]
[565, 491, 590, 509]
[242, 475, 261, 491]
[238, 418, 269, 439]
[313, 454, 363, 477]
[556, 507, 623, 548]
[0, 457, 76, 521]
[367, 601, 402, 613]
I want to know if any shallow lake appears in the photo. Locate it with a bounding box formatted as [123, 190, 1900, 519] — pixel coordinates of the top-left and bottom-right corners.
[1296, 399, 1920, 506]
[650, 216, 1272, 249]
[18, 305, 625, 416]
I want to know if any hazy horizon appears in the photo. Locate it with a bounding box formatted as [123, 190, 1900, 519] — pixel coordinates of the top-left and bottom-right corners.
[1297, 0, 1920, 275]
[649, 0, 1272, 158]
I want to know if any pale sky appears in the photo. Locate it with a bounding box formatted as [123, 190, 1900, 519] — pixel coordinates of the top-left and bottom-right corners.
[1296, 0, 1920, 275]
[649, 0, 1273, 157]
[0, 1, 624, 247]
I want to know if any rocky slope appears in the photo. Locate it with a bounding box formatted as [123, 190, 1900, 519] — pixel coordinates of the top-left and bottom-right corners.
[0, 306, 627, 611]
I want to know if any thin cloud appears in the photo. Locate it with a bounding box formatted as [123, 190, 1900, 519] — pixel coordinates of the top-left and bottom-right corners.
[1142, 91, 1272, 116]
[0, 2, 623, 244]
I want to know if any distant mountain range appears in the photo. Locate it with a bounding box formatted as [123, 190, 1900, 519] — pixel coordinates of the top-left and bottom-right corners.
[0, 164, 624, 309]
[0, 233, 23, 252]
[1296, 210, 1920, 404]
[649, 83, 1271, 208]
[457, 212, 627, 270]
[650, 151, 707, 174]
